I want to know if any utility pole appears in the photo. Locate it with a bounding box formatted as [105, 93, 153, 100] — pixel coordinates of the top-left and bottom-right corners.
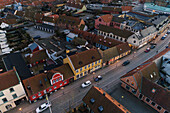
[46, 94, 53, 113]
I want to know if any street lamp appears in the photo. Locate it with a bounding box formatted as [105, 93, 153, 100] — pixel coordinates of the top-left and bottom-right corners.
[92, 72, 95, 79]
[19, 108, 22, 113]
[46, 94, 53, 113]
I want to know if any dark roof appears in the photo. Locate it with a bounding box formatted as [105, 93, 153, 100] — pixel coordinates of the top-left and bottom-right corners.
[98, 25, 134, 39]
[99, 46, 119, 63]
[0, 70, 19, 91]
[26, 49, 49, 64]
[69, 48, 101, 70]
[47, 63, 74, 80]
[141, 77, 170, 111]
[42, 16, 56, 23]
[3, 52, 32, 80]
[93, 35, 123, 48]
[116, 43, 131, 55]
[102, 7, 122, 12]
[57, 15, 81, 26]
[23, 73, 50, 97]
[111, 16, 125, 23]
[83, 86, 130, 113]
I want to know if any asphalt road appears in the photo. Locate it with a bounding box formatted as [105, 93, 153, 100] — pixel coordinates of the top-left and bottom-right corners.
[8, 30, 170, 113]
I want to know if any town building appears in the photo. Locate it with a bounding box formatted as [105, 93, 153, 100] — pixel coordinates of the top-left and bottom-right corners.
[120, 48, 170, 113]
[97, 24, 134, 43]
[83, 86, 131, 113]
[63, 48, 102, 80]
[95, 14, 125, 29]
[56, 15, 86, 30]
[23, 63, 74, 103]
[0, 69, 26, 113]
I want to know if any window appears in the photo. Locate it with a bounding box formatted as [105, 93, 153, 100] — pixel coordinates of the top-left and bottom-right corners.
[98, 106, 103, 112]
[44, 90, 46, 94]
[64, 81, 67, 84]
[92, 63, 94, 66]
[126, 85, 130, 90]
[126, 79, 129, 83]
[151, 102, 155, 106]
[38, 93, 41, 96]
[76, 75, 79, 79]
[32, 95, 36, 99]
[0, 92, 4, 97]
[157, 106, 162, 110]
[76, 69, 79, 73]
[99, 19, 101, 22]
[95, 61, 97, 64]
[139, 94, 143, 99]
[133, 40, 136, 43]
[84, 71, 87, 75]
[49, 88, 52, 91]
[2, 98, 8, 103]
[56, 79, 58, 82]
[59, 78, 62, 81]
[60, 83, 62, 86]
[146, 98, 150, 102]
[88, 64, 90, 68]
[80, 73, 83, 77]
[131, 82, 134, 86]
[98, 60, 100, 63]
[164, 111, 168, 113]
[80, 68, 82, 71]
[85, 66, 87, 69]
[9, 88, 14, 93]
[53, 80, 56, 84]
[90, 98, 95, 104]
[54, 86, 57, 89]
[132, 89, 136, 94]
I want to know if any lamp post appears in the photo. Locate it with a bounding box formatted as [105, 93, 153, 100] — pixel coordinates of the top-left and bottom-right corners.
[92, 72, 95, 80]
[46, 94, 52, 113]
[19, 108, 22, 113]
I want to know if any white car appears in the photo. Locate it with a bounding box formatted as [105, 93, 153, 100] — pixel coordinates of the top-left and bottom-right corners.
[36, 102, 51, 113]
[81, 80, 91, 88]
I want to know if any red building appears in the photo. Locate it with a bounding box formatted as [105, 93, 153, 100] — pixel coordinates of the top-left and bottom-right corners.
[95, 14, 125, 29]
[23, 64, 74, 102]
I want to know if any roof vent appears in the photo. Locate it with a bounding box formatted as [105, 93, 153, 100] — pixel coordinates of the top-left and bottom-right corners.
[27, 86, 31, 90]
[103, 92, 105, 96]
[79, 61, 83, 65]
[90, 98, 95, 104]
[40, 80, 43, 86]
[92, 56, 95, 59]
[98, 106, 104, 112]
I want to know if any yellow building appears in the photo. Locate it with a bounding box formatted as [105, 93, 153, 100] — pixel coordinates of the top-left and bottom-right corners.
[63, 48, 102, 80]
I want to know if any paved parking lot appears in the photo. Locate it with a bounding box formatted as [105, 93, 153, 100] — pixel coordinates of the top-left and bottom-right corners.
[26, 26, 54, 38]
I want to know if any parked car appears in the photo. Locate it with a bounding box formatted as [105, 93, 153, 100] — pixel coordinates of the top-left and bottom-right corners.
[94, 75, 102, 82]
[161, 36, 166, 40]
[144, 48, 150, 53]
[81, 80, 91, 88]
[122, 60, 130, 66]
[34, 35, 41, 39]
[167, 30, 170, 34]
[150, 45, 156, 49]
[36, 102, 51, 113]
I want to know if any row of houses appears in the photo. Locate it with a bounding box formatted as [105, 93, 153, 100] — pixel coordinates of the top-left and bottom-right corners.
[95, 14, 169, 48]
[120, 48, 170, 113]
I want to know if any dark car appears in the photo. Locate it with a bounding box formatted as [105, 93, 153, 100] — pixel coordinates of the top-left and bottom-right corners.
[122, 60, 130, 66]
[150, 45, 156, 49]
[34, 35, 41, 39]
[161, 36, 166, 40]
[94, 76, 102, 82]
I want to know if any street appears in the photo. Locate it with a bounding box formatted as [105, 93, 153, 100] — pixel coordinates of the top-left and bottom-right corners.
[8, 31, 170, 113]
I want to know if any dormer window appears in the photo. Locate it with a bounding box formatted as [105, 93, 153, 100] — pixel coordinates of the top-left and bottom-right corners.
[38, 92, 41, 96]
[150, 74, 153, 78]
[98, 106, 103, 112]
[153, 72, 156, 76]
[92, 56, 95, 59]
[104, 40, 106, 43]
[99, 19, 101, 22]
[90, 98, 95, 104]
[109, 42, 111, 45]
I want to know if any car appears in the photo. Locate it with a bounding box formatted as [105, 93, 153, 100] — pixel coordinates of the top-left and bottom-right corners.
[167, 30, 170, 34]
[161, 36, 166, 40]
[94, 75, 102, 82]
[122, 60, 130, 66]
[81, 80, 91, 88]
[164, 34, 167, 37]
[150, 45, 156, 49]
[36, 102, 51, 113]
[144, 48, 150, 53]
[34, 35, 41, 39]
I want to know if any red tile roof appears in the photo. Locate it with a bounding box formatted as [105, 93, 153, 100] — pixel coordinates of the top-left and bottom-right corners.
[100, 14, 113, 23]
